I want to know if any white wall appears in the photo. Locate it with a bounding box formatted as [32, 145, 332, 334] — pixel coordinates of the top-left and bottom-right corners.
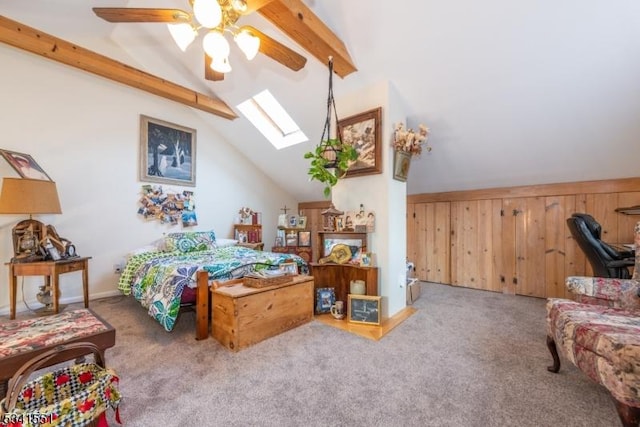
[333, 81, 408, 317]
[0, 45, 298, 314]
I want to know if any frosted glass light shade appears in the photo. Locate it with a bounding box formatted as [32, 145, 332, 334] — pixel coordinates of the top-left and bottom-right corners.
[235, 29, 260, 60]
[210, 56, 232, 73]
[167, 23, 197, 51]
[203, 30, 230, 58]
[193, 0, 222, 28]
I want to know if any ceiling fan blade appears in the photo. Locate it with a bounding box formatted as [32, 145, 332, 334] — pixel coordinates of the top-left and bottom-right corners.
[244, 26, 306, 71]
[242, 0, 276, 15]
[92, 8, 191, 23]
[204, 54, 225, 81]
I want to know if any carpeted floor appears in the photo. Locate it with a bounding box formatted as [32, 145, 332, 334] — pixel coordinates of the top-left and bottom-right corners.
[2, 282, 621, 426]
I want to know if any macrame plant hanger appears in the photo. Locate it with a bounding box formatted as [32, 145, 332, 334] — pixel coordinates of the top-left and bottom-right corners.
[319, 56, 341, 169]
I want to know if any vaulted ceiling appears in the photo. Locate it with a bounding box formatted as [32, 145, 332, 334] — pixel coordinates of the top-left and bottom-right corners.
[2, 1, 640, 201]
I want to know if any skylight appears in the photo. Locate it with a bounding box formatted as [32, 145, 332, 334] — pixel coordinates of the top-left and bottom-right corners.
[237, 90, 308, 149]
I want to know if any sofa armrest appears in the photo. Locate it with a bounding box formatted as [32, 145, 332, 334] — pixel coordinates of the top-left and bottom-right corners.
[566, 276, 640, 310]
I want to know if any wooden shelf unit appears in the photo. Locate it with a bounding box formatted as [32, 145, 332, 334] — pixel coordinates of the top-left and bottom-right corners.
[233, 224, 262, 244]
[309, 263, 378, 304]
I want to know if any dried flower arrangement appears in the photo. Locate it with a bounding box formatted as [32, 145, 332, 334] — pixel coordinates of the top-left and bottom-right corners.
[392, 123, 431, 157]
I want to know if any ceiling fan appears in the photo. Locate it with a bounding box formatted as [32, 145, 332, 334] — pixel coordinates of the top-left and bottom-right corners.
[93, 0, 307, 81]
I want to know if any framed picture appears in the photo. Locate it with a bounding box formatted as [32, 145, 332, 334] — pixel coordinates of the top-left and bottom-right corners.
[316, 287, 336, 314]
[338, 107, 382, 177]
[288, 214, 298, 228]
[297, 216, 307, 229]
[322, 232, 367, 261]
[279, 262, 298, 275]
[140, 115, 196, 187]
[0, 149, 52, 181]
[360, 252, 372, 267]
[286, 230, 298, 247]
[348, 295, 382, 325]
[298, 231, 311, 247]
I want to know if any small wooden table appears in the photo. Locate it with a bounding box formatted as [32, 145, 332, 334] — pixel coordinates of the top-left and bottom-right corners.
[211, 275, 314, 351]
[6, 257, 92, 320]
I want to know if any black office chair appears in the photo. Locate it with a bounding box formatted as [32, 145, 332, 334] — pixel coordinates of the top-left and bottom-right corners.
[566, 213, 635, 279]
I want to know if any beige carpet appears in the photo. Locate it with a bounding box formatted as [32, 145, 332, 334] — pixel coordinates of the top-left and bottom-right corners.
[1, 282, 620, 426]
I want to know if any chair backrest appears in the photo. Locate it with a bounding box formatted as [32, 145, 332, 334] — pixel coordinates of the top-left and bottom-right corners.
[572, 213, 602, 239]
[566, 214, 631, 279]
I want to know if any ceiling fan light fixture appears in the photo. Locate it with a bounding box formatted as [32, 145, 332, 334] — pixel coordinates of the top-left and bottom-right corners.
[167, 23, 197, 51]
[235, 28, 260, 60]
[203, 30, 230, 58]
[211, 56, 232, 73]
[193, 0, 223, 28]
[231, 0, 248, 13]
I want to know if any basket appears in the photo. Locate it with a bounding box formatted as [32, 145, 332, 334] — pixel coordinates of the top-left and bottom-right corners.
[244, 274, 295, 288]
[0, 342, 121, 427]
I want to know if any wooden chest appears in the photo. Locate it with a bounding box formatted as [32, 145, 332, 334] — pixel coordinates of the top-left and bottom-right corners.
[211, 275, 314, 351]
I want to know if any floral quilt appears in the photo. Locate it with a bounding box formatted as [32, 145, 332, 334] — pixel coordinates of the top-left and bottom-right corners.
[119, 246, 307, 331]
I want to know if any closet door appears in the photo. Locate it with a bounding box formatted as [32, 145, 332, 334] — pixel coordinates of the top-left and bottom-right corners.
[450, 199, 501, 292]
[409, 202, 450, 283]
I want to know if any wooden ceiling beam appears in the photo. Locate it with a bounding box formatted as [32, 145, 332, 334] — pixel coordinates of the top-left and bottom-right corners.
[0, 16, 237, 120]
[244, 0, 276, 14]
[258, 0, 357, 78]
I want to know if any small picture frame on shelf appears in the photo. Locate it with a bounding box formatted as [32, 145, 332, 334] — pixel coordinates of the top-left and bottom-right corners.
[286, 231, 298, 247]
[279, 262, 298, 275]
[348, 295, 382, 325]
[360, 252, 372, 267]
[298, 231, 311, 247]
[316, 287, 336, 314]
[297, 216, 307, 229]
[288, 215, 298, 228]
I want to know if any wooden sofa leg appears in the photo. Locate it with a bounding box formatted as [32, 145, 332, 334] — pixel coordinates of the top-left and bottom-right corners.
[613, 399, 640, 427]
[546, 335, 561, 373]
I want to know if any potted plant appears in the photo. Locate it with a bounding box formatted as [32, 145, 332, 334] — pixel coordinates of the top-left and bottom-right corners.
[304, 138, 357, 198]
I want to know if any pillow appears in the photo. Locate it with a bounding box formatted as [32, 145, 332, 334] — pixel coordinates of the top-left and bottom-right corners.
[215, 238, 239, 248]
[125, 238, 166, 259]
[164, 231, 217, 253]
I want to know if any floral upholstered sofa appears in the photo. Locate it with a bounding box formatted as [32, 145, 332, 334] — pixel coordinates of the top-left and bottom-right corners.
[546, 221, 640, 427]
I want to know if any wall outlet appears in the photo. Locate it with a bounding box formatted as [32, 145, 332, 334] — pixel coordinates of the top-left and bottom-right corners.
[114, 263, 124, 274]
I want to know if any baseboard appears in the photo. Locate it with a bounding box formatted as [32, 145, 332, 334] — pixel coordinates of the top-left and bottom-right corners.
[0, 289, 122, 317]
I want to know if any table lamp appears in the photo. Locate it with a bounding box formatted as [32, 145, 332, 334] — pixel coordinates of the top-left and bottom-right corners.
[0, 178, 62, 312]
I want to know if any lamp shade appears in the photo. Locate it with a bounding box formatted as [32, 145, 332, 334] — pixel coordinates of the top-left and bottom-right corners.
[0, 178, 62, 215]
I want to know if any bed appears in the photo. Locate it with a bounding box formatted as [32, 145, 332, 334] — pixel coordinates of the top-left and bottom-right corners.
[117, 231, 307, 339]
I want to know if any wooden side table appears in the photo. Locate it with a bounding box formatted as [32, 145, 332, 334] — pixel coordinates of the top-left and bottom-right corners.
[6, 256, 92, 319]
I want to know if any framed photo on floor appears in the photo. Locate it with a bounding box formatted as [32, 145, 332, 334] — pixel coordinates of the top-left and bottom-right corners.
[140, 115, 196, 187]
[315, 287, 336, 314]
[348, 294, 381, 325]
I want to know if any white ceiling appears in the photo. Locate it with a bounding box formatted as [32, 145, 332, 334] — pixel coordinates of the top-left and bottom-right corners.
[2, 1, 640, 201]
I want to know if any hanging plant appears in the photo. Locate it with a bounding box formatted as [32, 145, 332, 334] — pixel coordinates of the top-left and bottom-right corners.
[304, 57, 358, 199]
[304, 138, 357, 198]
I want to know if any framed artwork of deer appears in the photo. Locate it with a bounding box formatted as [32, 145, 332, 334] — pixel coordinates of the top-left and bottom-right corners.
[140, 115, 196, 187]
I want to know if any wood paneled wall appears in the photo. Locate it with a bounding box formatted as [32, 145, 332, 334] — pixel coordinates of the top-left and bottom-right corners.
[408, 178, 640, 299]
[298, 201, 331, 263]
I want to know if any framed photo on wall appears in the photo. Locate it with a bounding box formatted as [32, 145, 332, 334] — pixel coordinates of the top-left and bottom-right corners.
[337, 107, 382, 177]
[0, 149, 52, 181]
[140, 115, 196, 187]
